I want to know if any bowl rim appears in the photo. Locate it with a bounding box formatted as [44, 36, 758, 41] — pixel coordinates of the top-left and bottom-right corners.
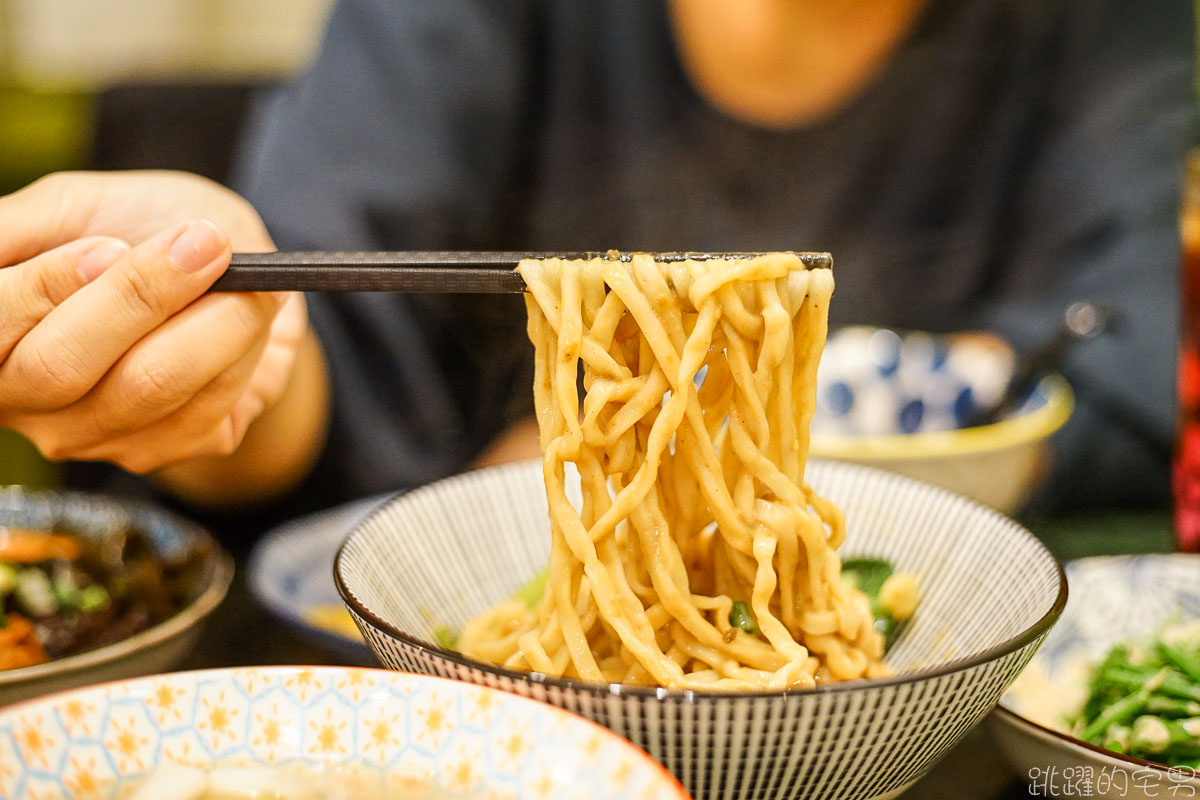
[810, 373, 1073, 460]
[0, 490, 234, 688]
[0, 665, 692, 799]
[994, 552, 1200, 779]
[334, 458, 1069, 702]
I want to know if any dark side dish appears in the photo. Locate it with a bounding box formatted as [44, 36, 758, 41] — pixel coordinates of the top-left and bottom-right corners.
[0, 525, 210, 670]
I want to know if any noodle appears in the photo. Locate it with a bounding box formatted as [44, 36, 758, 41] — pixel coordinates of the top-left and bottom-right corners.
[459, 253, 887, 690]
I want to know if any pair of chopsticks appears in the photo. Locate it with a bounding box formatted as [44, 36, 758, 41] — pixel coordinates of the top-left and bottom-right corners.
[209, 251, 832, 294]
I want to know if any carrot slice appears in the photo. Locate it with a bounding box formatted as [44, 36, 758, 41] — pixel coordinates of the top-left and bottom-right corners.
[0, 613, 49, 669]
[0, 529, 82, 564]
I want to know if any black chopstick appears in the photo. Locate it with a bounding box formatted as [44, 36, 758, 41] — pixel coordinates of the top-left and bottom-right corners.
[209, 251, 832, 294]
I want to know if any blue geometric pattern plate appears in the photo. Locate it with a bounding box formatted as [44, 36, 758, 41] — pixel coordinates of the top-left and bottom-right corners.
[0, 666, 690, 799]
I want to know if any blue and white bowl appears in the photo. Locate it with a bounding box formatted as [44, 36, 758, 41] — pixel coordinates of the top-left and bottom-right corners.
[0, 666, 689, 799]
[336, 459, 1066, 800]
[811, 327, 1073, 512]
[994, 555, 1200, 799]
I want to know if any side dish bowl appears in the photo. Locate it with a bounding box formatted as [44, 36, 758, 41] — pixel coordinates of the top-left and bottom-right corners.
[0, 487, 232, 706]
[810, 327, 1073, 512]
[335, 458, 1066, 800]
[0, 666, 689, 799]
[993, 555, 1200, 799]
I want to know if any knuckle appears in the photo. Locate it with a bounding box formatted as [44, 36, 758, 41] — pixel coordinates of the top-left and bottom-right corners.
[22, 264, 62, 312]
[38, 436, 74, 463]
[114, 264, 169, 322]
[113, 452, 158, 476]
[126, 358, 188, 411]
[17, 423, 74, 463]
[8, 337, 93, 409]
[211, 422, 241, 457]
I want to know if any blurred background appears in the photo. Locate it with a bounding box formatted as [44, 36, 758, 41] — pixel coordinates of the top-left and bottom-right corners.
[0, 0, 331, 194]
[0, 0, 332, 484]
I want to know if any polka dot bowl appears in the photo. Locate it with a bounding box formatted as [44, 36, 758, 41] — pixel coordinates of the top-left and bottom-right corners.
[0, 666, 690, 800]
[810, 326, 1073, 512]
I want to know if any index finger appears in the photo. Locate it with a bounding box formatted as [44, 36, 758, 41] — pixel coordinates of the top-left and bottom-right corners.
[0, 236, 130, 364]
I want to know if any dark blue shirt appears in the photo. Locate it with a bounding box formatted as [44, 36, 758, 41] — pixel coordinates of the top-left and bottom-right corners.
[236, 0, 1194, 516]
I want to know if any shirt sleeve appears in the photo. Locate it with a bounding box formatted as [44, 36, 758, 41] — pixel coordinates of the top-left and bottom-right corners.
[233, 0, 539, 510]
[979, 0, 1194, 513]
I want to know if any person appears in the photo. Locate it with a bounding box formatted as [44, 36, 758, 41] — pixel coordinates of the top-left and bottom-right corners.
[0, 0, 1191, 526]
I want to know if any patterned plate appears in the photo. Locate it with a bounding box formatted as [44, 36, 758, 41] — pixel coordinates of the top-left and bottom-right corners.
[994, 555, 1200, 799]
[0, 666, 690, 799]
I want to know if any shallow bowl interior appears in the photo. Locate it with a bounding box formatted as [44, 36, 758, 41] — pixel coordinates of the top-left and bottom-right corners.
[337, 459, 1065, 800]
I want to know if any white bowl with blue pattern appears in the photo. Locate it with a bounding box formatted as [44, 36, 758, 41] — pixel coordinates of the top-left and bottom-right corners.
[993, 555, 1200, 798]
[810, 326, 1073, 512]
[0, 665, 690, 799]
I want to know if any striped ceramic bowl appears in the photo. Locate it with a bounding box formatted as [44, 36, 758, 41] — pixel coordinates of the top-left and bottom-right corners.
[335, 459, 1066, 800]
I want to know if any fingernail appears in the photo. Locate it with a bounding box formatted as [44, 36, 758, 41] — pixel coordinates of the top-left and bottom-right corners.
[77, 240, 130, 282]
[167, 220, 227, 273]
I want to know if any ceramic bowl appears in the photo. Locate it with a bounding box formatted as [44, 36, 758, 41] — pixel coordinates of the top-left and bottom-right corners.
[993, 555, 1200, 799]
[0, 665, 689, 799]
[335, 459, 1066, 800]
[0, 487, 232, 706]
[810, 326, 1073, 512]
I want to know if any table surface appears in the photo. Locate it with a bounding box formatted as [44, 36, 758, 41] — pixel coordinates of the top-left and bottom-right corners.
[178, 510, 1178, 800]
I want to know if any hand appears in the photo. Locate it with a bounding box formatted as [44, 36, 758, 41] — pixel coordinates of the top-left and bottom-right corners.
[472, 417, 541, 468]
[0, 172, 318, 483]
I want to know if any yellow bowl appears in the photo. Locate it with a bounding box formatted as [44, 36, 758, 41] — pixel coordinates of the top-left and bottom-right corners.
[811, 373, 1073, 512]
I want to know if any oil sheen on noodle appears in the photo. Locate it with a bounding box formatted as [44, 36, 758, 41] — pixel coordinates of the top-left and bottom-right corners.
[459, 253, 887, 690]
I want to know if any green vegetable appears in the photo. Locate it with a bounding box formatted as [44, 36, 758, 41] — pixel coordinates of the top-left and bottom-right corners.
[1146, 696, 1200, 718]
[1105, 666, 1200, 703]
[14, 568, 56, 616]
[1074, 625, 1200, 767]
[432, 625, 458, 650]
[77, 584, 110, 613]
[1158, 641, 1200, 684]
[1102, 724, 1131, 754]
[840, 558, 893, 597]
[841, 558, 918, 650]
[1130, 715, 1200, 754]
[0, 563, 17, 595]
[873, 614, 900, 644]
[51, 571, 82, 609]
[1081, 677, 1157, 742]
[515, 568, 549, 610]
[729, 601, 758, 635]
[427, 569, 548, 653]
